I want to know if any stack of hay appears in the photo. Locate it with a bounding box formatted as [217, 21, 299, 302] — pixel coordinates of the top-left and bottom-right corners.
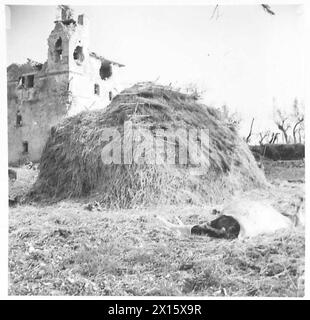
[31, 82, 266, 208]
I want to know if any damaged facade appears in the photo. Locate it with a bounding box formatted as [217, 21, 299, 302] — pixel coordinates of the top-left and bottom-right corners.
[7, 6, 125, 164]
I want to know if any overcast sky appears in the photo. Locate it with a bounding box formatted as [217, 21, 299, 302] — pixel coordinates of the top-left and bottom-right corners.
[6, 4, 305, 138]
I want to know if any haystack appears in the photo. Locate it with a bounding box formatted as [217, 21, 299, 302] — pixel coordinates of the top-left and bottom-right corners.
[31, 82, 266, 208]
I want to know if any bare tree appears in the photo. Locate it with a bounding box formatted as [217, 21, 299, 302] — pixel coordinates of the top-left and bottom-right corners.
[291, 98, 304, 144]
[246, 118, 254, 144]
[292, 117, 304, 144]
[258, 130, 270, 145]
[274, 109, 291, 144]
[269, 132, 279, 144]
[298, 124, 304, 144]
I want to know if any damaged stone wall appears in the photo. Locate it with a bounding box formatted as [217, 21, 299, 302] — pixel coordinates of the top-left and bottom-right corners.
[7, 62, 70, 164]
[7, 6, 124, 164]
[68, 55, 123, 116]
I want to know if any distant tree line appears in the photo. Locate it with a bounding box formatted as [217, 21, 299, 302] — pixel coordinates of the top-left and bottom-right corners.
[244, 98, 304, 145]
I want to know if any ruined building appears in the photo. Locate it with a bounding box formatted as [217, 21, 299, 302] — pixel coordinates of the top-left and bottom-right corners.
[7, 6, 125, 164]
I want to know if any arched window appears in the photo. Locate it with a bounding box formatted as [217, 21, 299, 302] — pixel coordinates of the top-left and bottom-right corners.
[55, 37, 63, 62]
[26, 75, 34, 88]
[16, 111, 22, 127]
[22, 141, 28, 154]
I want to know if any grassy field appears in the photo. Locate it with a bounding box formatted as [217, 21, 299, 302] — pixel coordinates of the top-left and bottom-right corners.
[8, 161, 305, 296]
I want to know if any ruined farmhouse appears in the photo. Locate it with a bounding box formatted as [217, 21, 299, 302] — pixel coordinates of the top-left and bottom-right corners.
[7, 6, 125, 164]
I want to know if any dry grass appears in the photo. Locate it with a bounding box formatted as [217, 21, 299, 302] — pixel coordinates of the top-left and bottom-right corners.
[9, 199, 304, 297]
[30, 82, 266, 208]
[263, 160, 305, 183]
[9, 167, 38, 201]
[8, 125, 305, 297]
[9, 162, 305, 297]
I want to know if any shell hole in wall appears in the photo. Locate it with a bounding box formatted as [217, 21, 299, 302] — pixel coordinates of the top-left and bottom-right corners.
[18, 76, 25, 88]
[99, 61, 112, 80]
[94, 84, 100, 95]
[73, 46, 84, 65]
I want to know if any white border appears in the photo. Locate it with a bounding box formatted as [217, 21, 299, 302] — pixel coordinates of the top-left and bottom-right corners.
[0, 0, 309, 300]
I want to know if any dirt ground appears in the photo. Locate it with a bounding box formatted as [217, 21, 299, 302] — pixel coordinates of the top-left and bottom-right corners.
[8, 160, 305, 296]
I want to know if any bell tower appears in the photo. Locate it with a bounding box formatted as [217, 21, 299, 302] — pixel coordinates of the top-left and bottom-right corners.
[47, 5, 90, 73]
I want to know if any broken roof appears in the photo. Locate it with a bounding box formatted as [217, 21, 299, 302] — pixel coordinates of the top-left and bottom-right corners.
[89, 51, 125, 68]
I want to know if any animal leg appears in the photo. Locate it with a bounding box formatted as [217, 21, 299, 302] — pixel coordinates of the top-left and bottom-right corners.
[156, 215, 192, 236]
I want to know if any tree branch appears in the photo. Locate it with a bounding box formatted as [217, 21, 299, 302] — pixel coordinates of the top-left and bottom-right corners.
[261, 4, 275, 15]
[246, 118, 255, 143]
